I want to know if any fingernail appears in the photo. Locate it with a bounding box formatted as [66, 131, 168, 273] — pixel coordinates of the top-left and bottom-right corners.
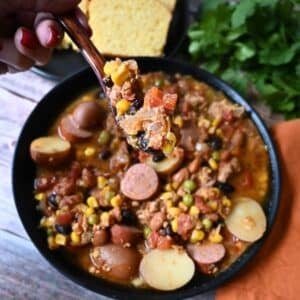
[20, 28, 39, 49]
[47, 26, 61, 47]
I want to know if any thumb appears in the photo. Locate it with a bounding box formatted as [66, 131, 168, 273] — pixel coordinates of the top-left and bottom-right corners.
[2, 0, 81, 15]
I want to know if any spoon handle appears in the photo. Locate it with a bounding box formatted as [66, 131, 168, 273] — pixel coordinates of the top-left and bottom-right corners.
[57, 12, 106, 91]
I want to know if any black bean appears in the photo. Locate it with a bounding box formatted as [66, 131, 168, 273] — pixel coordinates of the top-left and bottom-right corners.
[103, 76, 113, 88]
[127, 105, 137, 115]
[137, 132, 149, 151]
[207, 136, 223, 150]
[55, 224, 71, 235]
[215, 181, 235, 193]
[48, 193, 58, 209]
[152, 151, 166, 162]
[121, 209, 137, 226]
[132, 98, 143, 110]
[99, 149, 111, 160]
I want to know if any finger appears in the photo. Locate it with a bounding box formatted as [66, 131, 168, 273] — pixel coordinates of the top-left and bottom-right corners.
[14, 27, 52, 65]
[34, 14, 64, 48]
[0, 38, 34, 71]
[1, 0, 81, 16]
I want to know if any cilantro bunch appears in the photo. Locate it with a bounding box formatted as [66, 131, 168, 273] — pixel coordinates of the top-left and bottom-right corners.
[188, 0, 300, 118]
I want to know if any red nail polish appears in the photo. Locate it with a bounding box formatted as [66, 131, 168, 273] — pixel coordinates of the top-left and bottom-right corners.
[20, 28, 39, 49]
[47, 26, 61, 47]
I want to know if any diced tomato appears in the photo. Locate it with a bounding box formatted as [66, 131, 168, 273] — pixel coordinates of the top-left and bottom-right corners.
[138, 150, 149, 163]
[195, 196, 212, 213]
[147, 231, 159, 249]
[177, 213, 195, 240]
[157, 236, 173, 250]
[163, 93, 178, 112]
[144, 87, 163, 108]
[223, 110, 234, 122]
[55, 211, 72, 225]
[241, 171, 253, 188]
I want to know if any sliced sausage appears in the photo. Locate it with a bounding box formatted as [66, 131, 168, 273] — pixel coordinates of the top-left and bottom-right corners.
[110, 224, 142, 246]
[58, 115, 92, 143]
[120, 163, 159, 201]
[90, 244, 141, 281]
[187, 243, 226, 264]
[72, 101, 102, 129]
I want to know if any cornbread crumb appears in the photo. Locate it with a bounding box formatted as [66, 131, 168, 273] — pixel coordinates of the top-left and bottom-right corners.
[158, 0, 177, 12]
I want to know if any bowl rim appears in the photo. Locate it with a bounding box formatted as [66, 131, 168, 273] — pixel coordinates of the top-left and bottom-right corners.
[12, 57, 281, 300]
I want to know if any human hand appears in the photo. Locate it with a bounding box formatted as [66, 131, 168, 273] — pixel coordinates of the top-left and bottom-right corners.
[0, 0, 91, 74]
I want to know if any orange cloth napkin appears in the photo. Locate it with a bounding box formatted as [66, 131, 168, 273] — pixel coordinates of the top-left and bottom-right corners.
[216, 120, 300, 300]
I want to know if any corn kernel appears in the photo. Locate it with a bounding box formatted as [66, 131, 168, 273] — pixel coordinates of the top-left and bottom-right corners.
[131, 277, 145, 288]
[85, 207, 95, 216]
[212, 151, 220, 161]
[55, 234, 67, 246]
[198, 117, 210, 128]
[168, 207, 181, 218]
[208, 158, 218, 170]
[143, 226, 151, 238]
[209, 231, 223, 243]
[164, 183, 173, 192]
[162, 132, 176, 155]
[110, 195, 123, 208]
[190, 229, 205, 243]
[173, 115, 183, 128]
[40, 216, 55, 227]
[212, 117, 221, 128]
[87, 196, 99, 208]
[171, 181, 180, 190]
[216, 128, 223, 137]
[202, 218, 213, 230]
[104, 60, 120, 76]
[100, 212, 110, 227]
[208, 200, 218, 211]
[189, 205, 200, 217]
[222, 197, 232, 207]
[47, 236, 57, 250]
[116, 99, 131, 115]
[111, 64, 130, 86]
[171, 219, 178, 232]
[97, 176, 108, 189]
[178, 201, 188, 212]
[160, 192, 173, 201]
[70, 232, 80, 245]
[84, 147, 96, 157]
[35, 192, 46, 201]
[165, 199, 173, 208]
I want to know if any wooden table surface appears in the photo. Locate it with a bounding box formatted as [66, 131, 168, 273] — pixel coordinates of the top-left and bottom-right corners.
[0, 1, 283, 298]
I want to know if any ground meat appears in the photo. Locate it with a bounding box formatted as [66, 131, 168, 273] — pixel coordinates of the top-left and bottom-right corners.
[120, 80, 135, 101]
[208, 99, 244, 121]
[54, 177, 76, 196]
[172, 168, 189, 186]
[177, 213, 196, 240]
[81, 168, 97, 188]
[218, 158, 241, 182]
[198, 167, 216, 187]
[149, 212, 166, 231]
[69, 161, 82, 181]
[59, 193, 83, 208]
[195, 196, 212, 213]
[110, 141, 130, 172]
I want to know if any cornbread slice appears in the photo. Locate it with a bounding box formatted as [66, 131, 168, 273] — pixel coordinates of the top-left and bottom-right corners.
[59, 0, 90, 50]
[158, 0, 177, 12]
[89, 0, 172, 56]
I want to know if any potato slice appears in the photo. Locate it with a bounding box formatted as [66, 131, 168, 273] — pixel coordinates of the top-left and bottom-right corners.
[30, 136, 71, 166]
[140, 248, 195, 291]
[145, 147, 184, 175]
[225, 198, 267, 242]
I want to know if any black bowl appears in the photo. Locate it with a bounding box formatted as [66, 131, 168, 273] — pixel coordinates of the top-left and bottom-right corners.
[13, 57, 281, 300]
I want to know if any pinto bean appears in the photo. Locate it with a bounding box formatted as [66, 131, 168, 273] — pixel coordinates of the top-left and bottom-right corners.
[110, 224, 142, 246]
[93, 229, 109, 246]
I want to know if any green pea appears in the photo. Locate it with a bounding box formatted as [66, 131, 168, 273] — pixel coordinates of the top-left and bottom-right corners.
[183, 179, 197, 193]
[202, 218, 213, 230]
[46, 228, 54, 236]
[98, 130, 111, 145]
[212, 151, 220, 161]
[105, 191, 115, 202]
[154, 78, 164, 88]
[88, 214, 99, 225]
[143, 226, 151, 238]
[182, 194, 193, 207]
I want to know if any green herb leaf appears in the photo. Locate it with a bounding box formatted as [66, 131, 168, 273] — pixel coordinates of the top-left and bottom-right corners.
[231, 0, 255, 28]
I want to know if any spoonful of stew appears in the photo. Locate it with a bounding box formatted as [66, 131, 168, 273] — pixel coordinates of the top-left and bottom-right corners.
[58, 12, 178, 157]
